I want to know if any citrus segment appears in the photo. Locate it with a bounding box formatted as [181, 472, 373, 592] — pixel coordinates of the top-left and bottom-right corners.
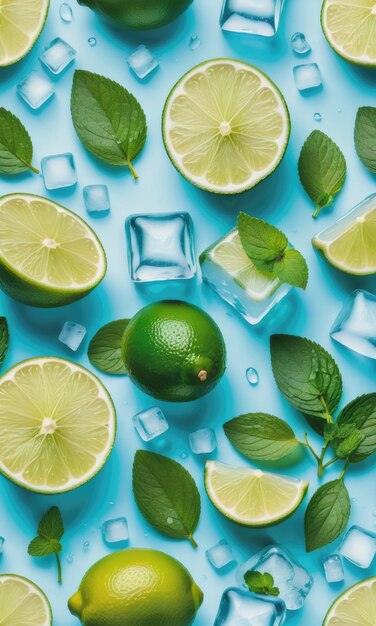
[0, 575, 52, 626]
[323, 577, 376, 625]
[0, 0, 50, 66]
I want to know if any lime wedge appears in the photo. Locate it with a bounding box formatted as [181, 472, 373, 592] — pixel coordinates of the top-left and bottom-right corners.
[321, 0, 376, 67]
[0, 357, 116, 493]
[205, 461, 308, 527]
[312, 194, 376, 275]
[0, 0, 50, 67]
[162, 59, 290, 194]
[323, 577, 376, 625]
[0, 194, 106, 307]
[0, 575, 52, 626]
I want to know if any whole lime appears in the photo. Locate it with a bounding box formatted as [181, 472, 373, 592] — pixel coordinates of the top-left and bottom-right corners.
[77, 0, 193, 30]
[68, 548, 203, 626]
[121, 300, 226, 402]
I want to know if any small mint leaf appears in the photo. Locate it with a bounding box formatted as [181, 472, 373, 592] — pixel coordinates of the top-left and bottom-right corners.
[337, 394, 376, 462]
[334, 430, 365, 459]
[273, 249, 308, 289]
[28, 506, 64, 583]
[244, 570, 280, 596]
[238, 213, 287, 265]
[324, 423, 339, 442]
[28, 536, 62, 557]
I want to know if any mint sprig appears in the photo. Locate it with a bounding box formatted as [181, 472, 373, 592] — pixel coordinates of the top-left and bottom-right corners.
[354, 107, 376, 173]
[0, 108, 39, 175]
[244, 570, 279, 596]
[28, 507, 64, 583]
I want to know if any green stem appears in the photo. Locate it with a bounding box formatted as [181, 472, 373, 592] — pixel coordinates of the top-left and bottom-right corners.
[317, 441, 330, 478]
[339, 461, 349, 480]
[28, 162, 40, 175]
[312, 205, 322, 219]
[322, 456, 340, 470]
[128, 161, 139, 180]
[188, 535, 198, 549]
[302, 433, 320, 462]
[320, 396, 334, 423]
[56, 553, 62, 584]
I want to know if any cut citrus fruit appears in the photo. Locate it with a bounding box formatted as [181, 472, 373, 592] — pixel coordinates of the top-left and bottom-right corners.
[0, 574, 52, 626]
[312, 194, 376, 275]
[0, 357, 116, 493]
[162, 59, 290, 194]
[205, 461, 308, 527]
[0, 194, 106, 307]
[323, 577, 376, 625]
[0, 0, 50, 67]
[321, 0, 376, 67]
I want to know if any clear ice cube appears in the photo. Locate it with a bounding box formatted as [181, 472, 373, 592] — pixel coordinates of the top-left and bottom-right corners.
[291, 32, 311, 55]
[200, 229, 292, 325]
[220, 0, 285, 36]
[125, 212, 196, 282]
[17, 71, 55, 110]
[132, 407, 169, 442]
[339, 525, 376, 568]
[0, 537, 4, 553]
[83, 184, 111, 215]
[189, 428, 217, 454]
[60, 2, 73, 22]
[58, 321, 86, 351]
[293, 63, 322, 91]
[237, 545, 313, 610]
[214, 588, 286, 626]
[330, 290, 376, 359]
[41, 153, 77, 190]
[102, 517, 129, 546]
[322, 554, 344, 583]
[127, 45, 159, 79]
[39, 37, 76, 75]
[206, 540, 235, 570]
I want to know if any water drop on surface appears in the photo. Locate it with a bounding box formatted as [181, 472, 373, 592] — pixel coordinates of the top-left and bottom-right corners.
[88, 37, 97, 47]
[167, 517, 173, 525]
[59, 2, 73, 22]
[313, 112, 322, 122]
[83, 541, 90, 552]
[180, 452, 188, 460]
[67, 553, 74, 564]
[337, 108, 342, 113]
[246, 367, 259, 386]
[189, 35, 201, 50]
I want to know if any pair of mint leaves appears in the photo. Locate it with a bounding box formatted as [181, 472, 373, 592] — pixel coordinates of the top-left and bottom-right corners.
[28, 507, 64, 583]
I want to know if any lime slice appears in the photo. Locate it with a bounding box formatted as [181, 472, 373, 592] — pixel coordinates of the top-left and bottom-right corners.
[205, 461, 308, 527]
[321, 0, 376, 67]
[0, 0, 50, 67]
[0, 357, 116, 493]
[162, 59, 290, 194]
[0, 194, 106, 307]
[312, 194, 376, 275]
[323, 577, 376, 625]
[0, 575, 52, 626]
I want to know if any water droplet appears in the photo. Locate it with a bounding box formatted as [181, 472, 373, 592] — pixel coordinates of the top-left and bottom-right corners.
[337, 108, 342, 113]
[189, 35, 201, 50]
[180, 452, 188, 460]
[246, 367, 259, 386]
[67, 553, 74, 564]
[144, 532, 149, 537]
[88, 37, 97, 47]
[313, 112, 322, 122]
[351, 497, 357, 503]
[167, 516, 174, 525]
[59, 2, 73, 22]
[83, 541, 90, 552]
[109, 500, 115, 506]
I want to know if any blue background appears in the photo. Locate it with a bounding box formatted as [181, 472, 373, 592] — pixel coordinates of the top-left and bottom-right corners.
[0, 0, 375, 624]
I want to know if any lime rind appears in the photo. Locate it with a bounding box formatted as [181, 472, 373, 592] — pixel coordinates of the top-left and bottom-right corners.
[0, 574, 52, 626]
[323, 577, 376, 625]
[0, 0, 50, 67]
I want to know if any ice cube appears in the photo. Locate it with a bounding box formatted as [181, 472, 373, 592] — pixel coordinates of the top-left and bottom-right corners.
[132, 407, 169, 442]
[83, 184, 111, 215]
[58, 321, 86, 352]
[237, 545, 313, 610]
[330, 290, 376, 359]
[220, 0, 285, 37]
[0, 537, 4, 554]
[214, 587, 286, 626]
[189, 428, 217, 454]
[41, 153, 77, 190]
[125, 212, 196, 282]
[17, 71, 55, 110]
[339, 526, 376, 568]
[60, 2, 73, 22]
[291, 32, 311, 55]
[322, 554, 344, 583]
[102, 517, 129, 547]
[293, 63, 322, 92]
[206, 540, 236, 570]
[39, 37, 76, 75]
[127, 45, 159, 79]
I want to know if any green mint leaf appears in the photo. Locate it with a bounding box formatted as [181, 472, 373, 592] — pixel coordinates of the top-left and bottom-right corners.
[270, 335, 343, 421]
[334, 430, 365, 459]
[0, 318, 9, 367]
[337, 394, 376, 462]
[71, 70, 147, 179]
[223, 413, 300, 462]
[28, 506, 64, 583]
[238, 213, 287, 267]
[0, 108, 39, 175]
[354, 107, 376, 173]
[28, 536, 62, 557]
[298, 130, 346, 218]
[272, 249, 309, 289]
[244, 570, 279, 596]
[88, 319, 129, 375]
[324, 423, 356, 443]
[133, 450, 200, 547]
[324, 423, 339, 442]
[304, 479, 350, 552]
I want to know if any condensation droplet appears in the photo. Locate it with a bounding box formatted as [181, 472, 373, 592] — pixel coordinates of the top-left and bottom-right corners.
[167, 517, 174, 525]
[83, 541, 90, 551]
[88, 37, 97, 47]
[189, 35, 201, 50]
[246, 367, 259, 386]
[313, 112, 322, 122]
[180, 452, 188, 460]
[67, 553, 74, 564]
[59, 2, 73, 22]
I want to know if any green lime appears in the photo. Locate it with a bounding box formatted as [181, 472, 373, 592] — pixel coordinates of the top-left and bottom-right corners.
[78, 0, 192, 30]
[0, 574, 52, 625]
[0, 0, 50, 67]
[323, 577, 376, 625]
[121, 300, 226, 402]
[0, 194, 106, 307]
[68, 548, 203, 626]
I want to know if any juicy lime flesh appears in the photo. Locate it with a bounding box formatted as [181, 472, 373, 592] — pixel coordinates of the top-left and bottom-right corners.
[323, 0, 376, 64]
[324, 577, 376, 625]
[0, 0, 49, 66]
[164, 60, 290, 193]
[0, 575, 51, 626]
[0, 358, 115, 493]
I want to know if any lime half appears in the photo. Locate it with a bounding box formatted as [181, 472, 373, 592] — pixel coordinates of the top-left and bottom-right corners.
[323, 577, 376, 625]
[0, 575, 52, 626]
[162, 59, 290, 194]
[205, 461, 308, 527]
[0, 194, 106, 307]
[0, 357, 116, 493]
[0, 0, 50, 67]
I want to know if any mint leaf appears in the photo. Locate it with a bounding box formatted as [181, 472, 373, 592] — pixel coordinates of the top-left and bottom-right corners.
[298, 130, 346, 218]
[28, 507, 64, 583]
[337, 394, 376, 462]
[0, 108, 39, 175]
[354, 107, 376, 173]
[28, 536, 62, 557]
[273, 249, 308, 289]
[88, 319, 129, 375]
[0, 318, 9, 367]
[71, 70, 147, 179]
[223, 413, 300, 462]
[244, 570, 279, 596]
[324, 423, 356, 443]
[270, 335, 343, 420]
[334, 430, 365, 459]
[304, 479, 350, 552]
[133, 451, 200, 547]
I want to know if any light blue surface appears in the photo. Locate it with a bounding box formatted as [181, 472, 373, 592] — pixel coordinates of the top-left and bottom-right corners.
[0, 1, 375, 625]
